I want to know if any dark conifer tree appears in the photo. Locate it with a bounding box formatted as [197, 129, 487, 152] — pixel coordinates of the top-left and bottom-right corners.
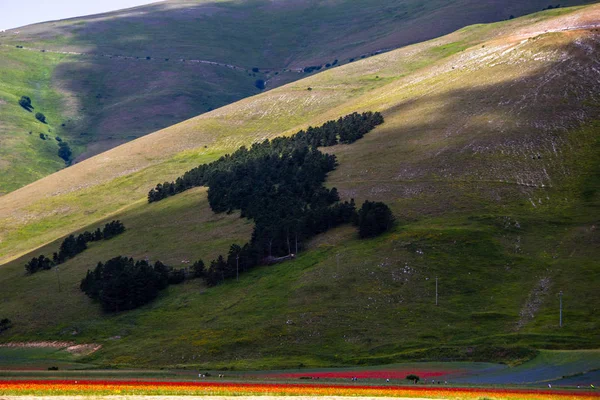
[191, 259, 205, 278]
[355, 200, 394, 238]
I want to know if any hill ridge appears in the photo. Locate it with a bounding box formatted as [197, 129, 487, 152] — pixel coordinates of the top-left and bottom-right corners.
[1, 4, 599, 264]
[0, 5, 598, 368]
[1, 0, 596, 193]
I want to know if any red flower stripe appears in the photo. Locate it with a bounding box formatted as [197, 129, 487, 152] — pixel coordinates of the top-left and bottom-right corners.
[0, 379, 598, 399]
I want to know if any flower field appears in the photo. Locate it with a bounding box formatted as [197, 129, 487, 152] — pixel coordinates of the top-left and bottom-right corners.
[0, 380, 598, 399]
[267, 369, 456, 379]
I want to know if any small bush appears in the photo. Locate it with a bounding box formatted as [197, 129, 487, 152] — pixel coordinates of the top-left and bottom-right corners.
[255, 79, 265, 90]
[39, 133, 46, 140]
[35, 112, 46, 123]
[19, 96, 32, 110]
[58, 142, 72, 163]
[25, 255, 54, 274]
[303, 65, 322, 73]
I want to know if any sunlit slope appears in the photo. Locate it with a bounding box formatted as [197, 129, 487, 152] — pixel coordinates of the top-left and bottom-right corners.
[0, 0, 596, 193]
[0, 49, 78, 194]
[1, 6, 597, 264]
[0, 6, 598, 368]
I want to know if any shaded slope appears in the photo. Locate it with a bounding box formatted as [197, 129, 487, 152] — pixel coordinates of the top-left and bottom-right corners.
[0, 0, 596, 193]
[2, 5, 598, 264]
[0, 6, 598, 367]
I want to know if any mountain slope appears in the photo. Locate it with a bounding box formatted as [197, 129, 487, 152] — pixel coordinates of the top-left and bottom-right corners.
[0, 0, 596, 194]
[0, 5, 598, 368]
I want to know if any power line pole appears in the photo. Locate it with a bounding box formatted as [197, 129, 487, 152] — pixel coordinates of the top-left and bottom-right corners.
[559, 291, 563, 328]
[55, 266, 62, 292]
[435, 276, 438, 306]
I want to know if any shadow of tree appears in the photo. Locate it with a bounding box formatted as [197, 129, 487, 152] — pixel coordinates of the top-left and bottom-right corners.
[329, 31, 600, 216]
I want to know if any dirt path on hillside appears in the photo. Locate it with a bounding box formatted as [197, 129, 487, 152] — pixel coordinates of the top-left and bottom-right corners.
[0, 44, 250, 72]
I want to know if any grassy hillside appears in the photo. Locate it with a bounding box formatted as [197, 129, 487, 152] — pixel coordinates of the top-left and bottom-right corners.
[0, 0, 596, 193]
[0, 5, 598, 368]
[0, 49, 79, 193]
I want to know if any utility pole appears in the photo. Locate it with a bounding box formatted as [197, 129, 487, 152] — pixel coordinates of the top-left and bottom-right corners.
[55, 266, 62, 292]
[559, 291, 563, 328]
[435, 276, 438, 306]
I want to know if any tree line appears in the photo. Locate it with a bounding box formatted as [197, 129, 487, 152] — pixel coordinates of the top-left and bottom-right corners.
[80, 256, 189, 312]
[25, 221, 125, 274]
[146, 111, 392, 282]
[81, 197, 394, 313]
[80, 111, 393, 313]
[148, 111, 384, 203]
[146, 111, 388, 261]
[197, 198, 393, 288]
[81, 255, 211, 312]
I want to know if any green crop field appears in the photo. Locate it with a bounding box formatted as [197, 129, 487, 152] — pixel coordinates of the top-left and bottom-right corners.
[0, 4, 598, 370]
[0, 0, 596, 193]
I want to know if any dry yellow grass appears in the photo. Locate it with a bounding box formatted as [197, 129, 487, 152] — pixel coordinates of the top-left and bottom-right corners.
[0, 4, 598, 266]
[0, 397, 436, 400]
[0, 3, 597, 371]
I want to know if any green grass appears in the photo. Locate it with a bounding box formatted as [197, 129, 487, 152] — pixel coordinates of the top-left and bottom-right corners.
[452, 349, 600, 384]
[0, 0, 595, 192]
[0, 47, 75, 193]
[0, 5, 599, 369]
[0, 189, 597, 368]
[3, 6, 595, 265]
[0, 347, 97, 371]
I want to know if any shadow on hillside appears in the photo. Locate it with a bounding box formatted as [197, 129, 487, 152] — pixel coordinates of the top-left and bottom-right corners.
[43, 0, 594, 162]
[330, 33, 600, 214]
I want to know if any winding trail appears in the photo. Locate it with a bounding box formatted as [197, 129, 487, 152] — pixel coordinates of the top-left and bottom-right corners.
[1, 43, 255, 72]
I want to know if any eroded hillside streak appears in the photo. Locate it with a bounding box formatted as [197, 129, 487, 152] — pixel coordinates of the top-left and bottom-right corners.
[1, 44, 249, 72]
